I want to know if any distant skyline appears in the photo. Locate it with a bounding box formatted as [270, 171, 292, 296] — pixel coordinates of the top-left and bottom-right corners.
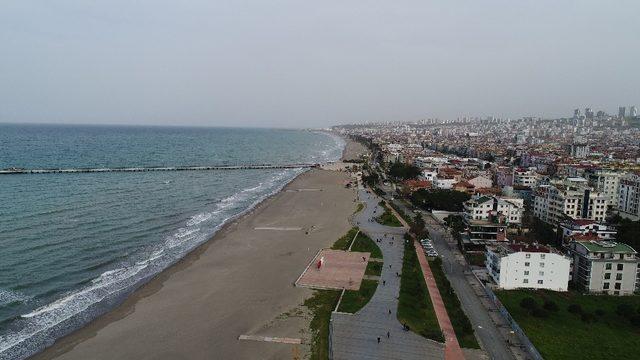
[1, 1, 639, 128]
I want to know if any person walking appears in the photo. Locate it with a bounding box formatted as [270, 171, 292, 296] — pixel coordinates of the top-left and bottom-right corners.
[377, 337, 381, 344]
[387, 331, 390, 339]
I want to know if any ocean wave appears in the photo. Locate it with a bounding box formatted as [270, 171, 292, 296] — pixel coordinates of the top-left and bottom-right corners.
[0, 137, 344, 359]
[0, 290, 31, 307]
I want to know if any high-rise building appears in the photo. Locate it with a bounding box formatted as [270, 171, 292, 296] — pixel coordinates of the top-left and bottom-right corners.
[630, 106, 638, 118]
[533, 178, 609, 225]
[618, 106, 626, 118]
[619, 172, 640, 221]
[585, 108, 594, 119]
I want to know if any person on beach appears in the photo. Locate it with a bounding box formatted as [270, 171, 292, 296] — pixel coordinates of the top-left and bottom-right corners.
[377, 337, 381, 344]
[387, 331, 390, 338]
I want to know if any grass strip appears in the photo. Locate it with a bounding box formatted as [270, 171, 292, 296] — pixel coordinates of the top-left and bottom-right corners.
[304, 290, 341, 360]
[397, 240, 443, 342]
[429, 258, 480, 349]
[350, 231, 383, 259]
[331, 227, 359, 251]
[337, 280, 379, 313]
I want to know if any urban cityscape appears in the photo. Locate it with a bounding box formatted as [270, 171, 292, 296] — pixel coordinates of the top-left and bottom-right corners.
[330, 105, 640, 359]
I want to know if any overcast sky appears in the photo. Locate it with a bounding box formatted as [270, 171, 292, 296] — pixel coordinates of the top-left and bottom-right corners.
[1, 1, 639, 128]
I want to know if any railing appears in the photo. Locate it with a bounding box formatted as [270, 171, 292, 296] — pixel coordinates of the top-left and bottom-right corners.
[482, 285, 545, 360]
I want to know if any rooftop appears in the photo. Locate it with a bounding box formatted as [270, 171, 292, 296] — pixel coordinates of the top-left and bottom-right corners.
[577, 241, 636, 254]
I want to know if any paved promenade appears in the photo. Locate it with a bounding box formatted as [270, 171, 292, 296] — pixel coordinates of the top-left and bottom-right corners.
[330, 189, 444, 360]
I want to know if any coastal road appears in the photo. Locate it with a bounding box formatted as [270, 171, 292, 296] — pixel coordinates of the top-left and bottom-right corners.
[423, 214, 518, 360]
[330, 188, 444, 360]
[374, 185, 518, 360]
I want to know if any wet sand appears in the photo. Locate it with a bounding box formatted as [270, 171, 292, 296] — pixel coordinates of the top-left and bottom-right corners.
[32, 168, 358, 360]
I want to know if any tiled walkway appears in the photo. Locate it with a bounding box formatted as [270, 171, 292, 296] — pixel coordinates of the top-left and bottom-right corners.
[330, 189, 444, 360]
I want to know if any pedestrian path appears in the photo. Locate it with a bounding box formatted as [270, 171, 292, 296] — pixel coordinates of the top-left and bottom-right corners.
[330, 189, 444, 360]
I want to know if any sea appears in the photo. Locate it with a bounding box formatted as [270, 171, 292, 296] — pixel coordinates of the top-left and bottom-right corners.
[0, 124, 344, 360]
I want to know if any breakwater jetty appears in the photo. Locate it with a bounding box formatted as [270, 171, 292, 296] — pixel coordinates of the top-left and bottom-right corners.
[0, 163, 319, 175]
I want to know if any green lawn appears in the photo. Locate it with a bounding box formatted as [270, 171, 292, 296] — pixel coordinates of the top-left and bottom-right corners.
[365, 261, 383, 276]
[496, 289, 640, 359]
[397, 240, 443, 342]
[429, 258, 480, 349]
[376, 206, 403, 227]
[337, 280, 379, 313]
[304, 290, 342, 360]
[351, 231, 383, 259]
[355, 202, 365, 214]
[331, 227, 359, 251]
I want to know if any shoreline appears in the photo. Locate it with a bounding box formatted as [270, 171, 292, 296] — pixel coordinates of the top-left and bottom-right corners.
[24, 136, 365, 360]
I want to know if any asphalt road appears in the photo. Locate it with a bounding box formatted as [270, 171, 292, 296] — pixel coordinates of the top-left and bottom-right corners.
[375, 186, 518, 360]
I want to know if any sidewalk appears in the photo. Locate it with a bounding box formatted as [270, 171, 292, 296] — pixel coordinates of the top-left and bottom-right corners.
[385, 200, 465, 360]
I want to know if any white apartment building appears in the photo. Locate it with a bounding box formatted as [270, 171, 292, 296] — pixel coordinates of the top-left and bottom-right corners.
[586, 169, 622, 207]
[533, 178, 608, 225]
[464, 195, 524, 224]
[433, 176, 456, 190]
[618, 172, 640, 221]
[468, 175, 493, 189]
[513, 167, 539, 188]
[463, 195, 524, 243]
[420, 169, 438, 182]
[486, 243, 571, 291]
[567, 240, 639, 295]
[559, 219, 617, 243]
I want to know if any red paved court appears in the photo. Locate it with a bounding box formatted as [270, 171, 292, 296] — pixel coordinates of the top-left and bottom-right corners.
[296, 249, 369, 290]
[414, 240, 465, 360]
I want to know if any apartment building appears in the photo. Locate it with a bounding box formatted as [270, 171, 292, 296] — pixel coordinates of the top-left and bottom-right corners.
[586, 169, 622, 207]
[618, 172, 640, 221]
[513, 167, 539, 188]
[486, 243, 571, 291]
[567, 240, 639, 295]
[463, 195, 524, 243]
[559, 219, 617, 243]
[533, 177, 608, 226]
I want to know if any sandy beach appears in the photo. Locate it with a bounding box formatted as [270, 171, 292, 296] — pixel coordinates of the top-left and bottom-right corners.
[32, 139, 365, 360]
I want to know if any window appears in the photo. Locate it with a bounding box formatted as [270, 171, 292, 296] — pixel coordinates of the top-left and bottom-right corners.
[525, 262, 530, 267]
[616, 273, 623, 281]
[540, 254, 546, 259]
[539, 262, 545, 268]
[537, 280, 544, 284]
[539, 271, 544, 276]
[525, 254, 531, 259]
[604, 273, 611, 280]
[617, 263, 624, 271]
[603, 282, 610, 289]
[615, 283, 621, 290]
[523, 279, 529, 284]
[605, 263, 612, 270]
[524, 271, 530, 276]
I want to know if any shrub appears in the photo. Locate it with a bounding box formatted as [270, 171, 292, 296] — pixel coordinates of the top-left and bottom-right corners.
[543, 300, 558, 312]
[631, 315, 640, 328]
[616, 303, 635, 318]
[532, 308, 549, 318]
[567, 304, 582, 314]
[581, 313, 596, 323]
[595, 309, 606, 317]
[520, 297, 537, 311]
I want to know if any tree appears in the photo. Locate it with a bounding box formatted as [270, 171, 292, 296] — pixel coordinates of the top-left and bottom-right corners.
[616, 303, 635, 318]
[520, 297, 537, 311]
[410, 189, 471, 212]
[388, 161, 421, 180]
[567, 304, 582, 314]
[411, 213, 426, 238]
[543, 300, 558, 312]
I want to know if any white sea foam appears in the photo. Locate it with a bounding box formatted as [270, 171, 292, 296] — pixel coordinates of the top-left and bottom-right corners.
[0, 166, 323, 359]
[0, 289, 31, 306]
